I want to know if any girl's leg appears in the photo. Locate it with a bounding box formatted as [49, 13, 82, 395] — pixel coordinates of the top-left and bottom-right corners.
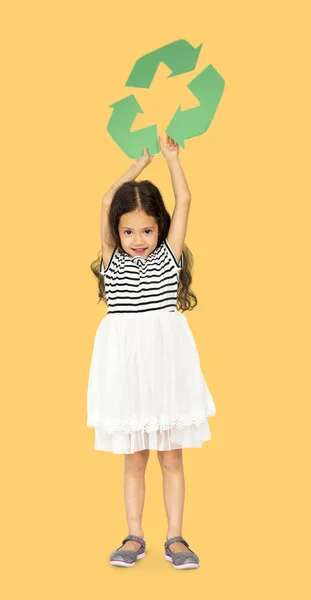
[157, 449, 192, 554]
[120, 449, 150, 552]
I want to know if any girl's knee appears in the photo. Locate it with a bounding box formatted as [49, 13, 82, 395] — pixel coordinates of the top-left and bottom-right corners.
[157, 449, 183, 470]
[124, 449, 150, 471]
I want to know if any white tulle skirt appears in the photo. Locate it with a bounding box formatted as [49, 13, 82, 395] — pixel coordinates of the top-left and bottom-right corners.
[87, 310, 216, 454]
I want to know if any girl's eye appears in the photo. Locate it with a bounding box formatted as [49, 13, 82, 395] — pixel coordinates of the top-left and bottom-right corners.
[124, 229, 152, 235]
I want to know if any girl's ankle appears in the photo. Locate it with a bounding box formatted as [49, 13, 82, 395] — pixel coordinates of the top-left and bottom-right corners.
[129, 532, 144, 539]
[166, 533, 182, 540]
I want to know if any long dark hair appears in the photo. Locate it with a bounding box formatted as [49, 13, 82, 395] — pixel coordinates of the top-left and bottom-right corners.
[90, 180, 198, 312]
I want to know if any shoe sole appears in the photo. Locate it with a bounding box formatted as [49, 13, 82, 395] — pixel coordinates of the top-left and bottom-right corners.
[165, 554, 200, 569]
[109, 551, 145, 567]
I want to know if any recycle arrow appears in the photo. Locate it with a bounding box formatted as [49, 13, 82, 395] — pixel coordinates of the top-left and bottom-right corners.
[125, 39, 202, 88]
[107, 94, 158, 159]
[166, 64, 225, 148]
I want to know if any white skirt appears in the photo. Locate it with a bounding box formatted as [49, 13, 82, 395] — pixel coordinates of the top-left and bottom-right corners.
[87, 310, 216, 454]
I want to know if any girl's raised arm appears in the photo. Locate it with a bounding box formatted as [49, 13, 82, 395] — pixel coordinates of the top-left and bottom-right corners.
[100, 149, 154, 269]
[158, 136, 191, 264]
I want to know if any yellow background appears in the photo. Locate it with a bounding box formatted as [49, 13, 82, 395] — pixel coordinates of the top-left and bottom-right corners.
[1, 0, 310, 597]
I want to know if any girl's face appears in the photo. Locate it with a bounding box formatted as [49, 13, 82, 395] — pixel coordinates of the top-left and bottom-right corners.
[119, 210, 159, 258]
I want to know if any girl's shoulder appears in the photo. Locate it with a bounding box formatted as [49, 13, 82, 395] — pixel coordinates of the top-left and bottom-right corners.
[100, 245, 123, 276]
[163, 238, 184, 271]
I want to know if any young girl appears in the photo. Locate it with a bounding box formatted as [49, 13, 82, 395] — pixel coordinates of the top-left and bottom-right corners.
[87, 135, 216, 570]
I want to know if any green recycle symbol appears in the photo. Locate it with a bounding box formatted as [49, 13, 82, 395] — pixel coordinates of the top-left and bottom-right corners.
[107, 39, 225, 159]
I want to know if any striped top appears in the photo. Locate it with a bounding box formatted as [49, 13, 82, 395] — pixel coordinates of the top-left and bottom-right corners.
[100, 238, 184, 314]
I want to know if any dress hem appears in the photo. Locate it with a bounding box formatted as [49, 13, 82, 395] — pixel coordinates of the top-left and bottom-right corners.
[86, 411, 216, 435]
[92, 418, 215, 454]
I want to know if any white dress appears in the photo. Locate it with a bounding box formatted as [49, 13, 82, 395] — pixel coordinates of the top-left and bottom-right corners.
[87, 237, 216, 454]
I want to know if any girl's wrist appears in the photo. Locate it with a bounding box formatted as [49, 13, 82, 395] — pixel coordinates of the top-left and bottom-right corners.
[166, 156, 180, 169]
[130, 161, 145, 176]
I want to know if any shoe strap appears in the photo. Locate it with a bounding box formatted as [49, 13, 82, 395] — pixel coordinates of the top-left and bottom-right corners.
[122, 534, 145, 547]
[165, 536, 189, 549]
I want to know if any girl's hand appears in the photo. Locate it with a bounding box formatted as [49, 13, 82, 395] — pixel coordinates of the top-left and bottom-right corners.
[158, 134, 180, 162]
[132, 147, 154, 171]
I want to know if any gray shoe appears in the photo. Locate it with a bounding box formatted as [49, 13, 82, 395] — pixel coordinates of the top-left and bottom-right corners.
[164, 536, 200, 570]
[109, 535, 146, 567]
